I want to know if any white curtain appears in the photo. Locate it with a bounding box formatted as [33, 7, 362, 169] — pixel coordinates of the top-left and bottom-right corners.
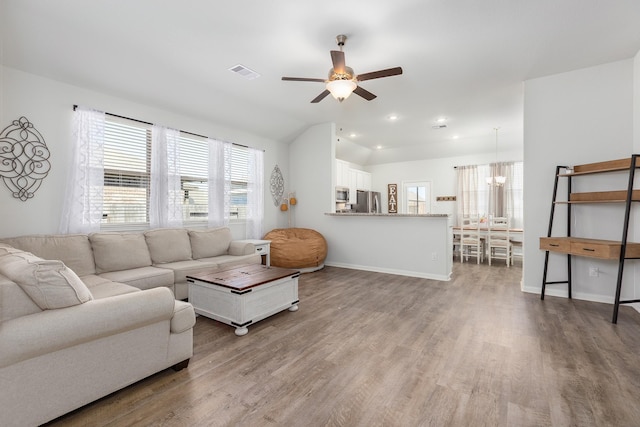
[503, 162, 524, 229]
[456, 165, 479, 225]
[59, 106, 105, 234]
[245, 147, 264, 239]
[207, 138, 232, 227]
[150, 125, 182, 228]
[456, 161, 524, 229]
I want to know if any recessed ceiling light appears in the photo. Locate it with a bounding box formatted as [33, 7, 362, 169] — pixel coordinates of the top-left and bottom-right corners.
[349, 133, 357, 138]
[452, 135, 459, 140]
[376, 145, 383, 150]
[388, 114, 398, 121]
[437, 117, 447, 123]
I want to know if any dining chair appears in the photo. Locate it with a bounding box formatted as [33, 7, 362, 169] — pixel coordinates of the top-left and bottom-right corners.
[487, 216, 512, 266]
[452, 228, 462, 260]
[460, 216, 484, 264]
[510, 239, 523, 265]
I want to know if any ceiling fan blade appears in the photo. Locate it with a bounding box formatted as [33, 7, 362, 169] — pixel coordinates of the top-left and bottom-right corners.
[353, 86, 377, 101]
[282, 77, 325, 82]
[330, 50, 346, 74]
[356, 67, 403, 82]
[311, 90, 331, 103]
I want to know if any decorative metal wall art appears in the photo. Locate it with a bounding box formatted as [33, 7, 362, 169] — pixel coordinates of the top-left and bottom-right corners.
[0, 116, 51, 201]
[270, 164, 284, 206]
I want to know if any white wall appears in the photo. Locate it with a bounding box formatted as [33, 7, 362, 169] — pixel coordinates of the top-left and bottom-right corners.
[523, 58, 636, 303]
[289, 123, 452, 280]
[367, 149, 522, 219]
[0, 66, 290, 238]
[287, 122, 336, 230]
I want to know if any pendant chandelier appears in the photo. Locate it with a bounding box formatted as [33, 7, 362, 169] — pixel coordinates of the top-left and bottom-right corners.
[487, 127, 506, 186]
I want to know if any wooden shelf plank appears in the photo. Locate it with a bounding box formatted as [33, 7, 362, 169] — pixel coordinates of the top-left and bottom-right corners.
[540, 236, 640, 260]
[558, 157, 640, 177]
[568, 190, 640, 203]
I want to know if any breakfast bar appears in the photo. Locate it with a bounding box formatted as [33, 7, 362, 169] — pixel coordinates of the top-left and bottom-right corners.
[324, 213, 452, 280]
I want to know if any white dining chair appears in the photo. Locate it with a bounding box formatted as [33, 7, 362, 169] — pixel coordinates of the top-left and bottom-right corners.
[487, 216, 512, 266]
[452, 228, 462, 260]
[460, 216, 484, 264]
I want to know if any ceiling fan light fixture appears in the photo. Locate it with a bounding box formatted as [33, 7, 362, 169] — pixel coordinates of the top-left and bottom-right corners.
[326, 79, 357, 102]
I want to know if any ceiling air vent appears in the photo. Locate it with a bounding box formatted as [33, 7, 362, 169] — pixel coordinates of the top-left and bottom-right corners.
[432, 124, 447, 129]
[228, 64, 261, 80]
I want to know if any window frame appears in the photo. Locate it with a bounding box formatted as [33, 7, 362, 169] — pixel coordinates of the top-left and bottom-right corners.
[401, 180, 431, 214]
[100, 116, 250, 231]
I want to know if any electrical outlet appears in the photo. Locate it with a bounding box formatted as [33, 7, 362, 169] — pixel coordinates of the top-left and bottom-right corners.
[589, 267, 599, 277]
[431, 252, 437, 261]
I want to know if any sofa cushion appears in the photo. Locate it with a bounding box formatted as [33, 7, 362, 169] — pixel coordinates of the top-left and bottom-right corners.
[0, 248, 93, 310]
[99, 266, 175, 291]
[197, 254, 261, 269]
[89, 233, 152, 274]
[81, 275, 140, 299]
[155, 259, 218, 284]
[144, 228, 192, 264]
[0, 234, 96, 277]
[228, 241, 257, 256]
[188, 227, 232, 259]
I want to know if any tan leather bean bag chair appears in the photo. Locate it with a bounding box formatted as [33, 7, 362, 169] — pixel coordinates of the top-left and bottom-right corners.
[263, 228, 327, 272]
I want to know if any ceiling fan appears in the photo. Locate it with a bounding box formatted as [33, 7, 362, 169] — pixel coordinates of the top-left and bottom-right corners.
[282, 35, 403, 103]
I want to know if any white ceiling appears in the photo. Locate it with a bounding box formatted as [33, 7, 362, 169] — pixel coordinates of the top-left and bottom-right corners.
[2, 0, 640, 165]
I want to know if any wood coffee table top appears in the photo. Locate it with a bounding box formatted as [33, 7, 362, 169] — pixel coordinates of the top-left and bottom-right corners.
[187, 264, 300, 291]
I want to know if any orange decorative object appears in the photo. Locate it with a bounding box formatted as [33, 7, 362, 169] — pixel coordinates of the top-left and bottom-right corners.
[289, 197, 297, 205]
[263, 228, 327, 271]
[280, 203, 289, 211]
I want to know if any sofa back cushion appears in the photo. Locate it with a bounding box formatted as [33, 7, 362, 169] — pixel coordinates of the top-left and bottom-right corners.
[89, 233, 152, 274]
[188, 227, 232, 259]
[0, 247, 93, 310]
[0, 234, 96, 277]
[144, 228, 192, 264]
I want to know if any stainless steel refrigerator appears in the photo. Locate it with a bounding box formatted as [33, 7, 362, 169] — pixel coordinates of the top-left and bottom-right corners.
[355, 190, 381, 213]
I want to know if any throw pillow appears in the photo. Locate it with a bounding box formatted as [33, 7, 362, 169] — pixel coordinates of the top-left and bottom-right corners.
[0, 250, 93, 309]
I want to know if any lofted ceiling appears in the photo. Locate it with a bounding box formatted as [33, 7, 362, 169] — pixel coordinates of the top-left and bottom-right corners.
[2, 0, 640, 165]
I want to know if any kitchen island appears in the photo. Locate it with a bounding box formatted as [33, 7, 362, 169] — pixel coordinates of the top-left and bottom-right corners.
[323, 213, 452, 280]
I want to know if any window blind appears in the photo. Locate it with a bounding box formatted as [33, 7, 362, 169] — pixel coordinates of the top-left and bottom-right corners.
[101, 117, 251, 229]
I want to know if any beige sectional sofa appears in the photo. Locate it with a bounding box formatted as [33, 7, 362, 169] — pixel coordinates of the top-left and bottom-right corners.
[0, 227, 260, 426]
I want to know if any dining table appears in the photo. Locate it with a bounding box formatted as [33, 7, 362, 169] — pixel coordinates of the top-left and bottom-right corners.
[452, 225, 524, 262]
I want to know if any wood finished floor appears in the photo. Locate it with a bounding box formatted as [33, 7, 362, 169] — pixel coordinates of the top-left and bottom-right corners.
[47, 262, 640, 427]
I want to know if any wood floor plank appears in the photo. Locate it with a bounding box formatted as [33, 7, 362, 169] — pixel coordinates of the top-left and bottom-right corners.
[45, 262, 640, 427]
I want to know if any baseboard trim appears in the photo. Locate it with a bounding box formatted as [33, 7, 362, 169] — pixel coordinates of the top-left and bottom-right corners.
[523, 285, 620, 305]
[324, 261, 451, 281]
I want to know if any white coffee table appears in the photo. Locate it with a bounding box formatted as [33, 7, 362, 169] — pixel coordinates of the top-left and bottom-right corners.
[187, 264, 299, 336]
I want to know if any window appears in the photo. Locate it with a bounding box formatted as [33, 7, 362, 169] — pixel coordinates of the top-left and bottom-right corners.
[456, 161, 524, 229]
[229, 145, 249, 220]
[102, 117, 250, 229]
[103, 118, 150, 227]
[402, 181, 431, 214]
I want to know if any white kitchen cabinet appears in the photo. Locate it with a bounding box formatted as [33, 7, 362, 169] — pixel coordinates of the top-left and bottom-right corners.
[336, 159, 350, 187]
[355, 170, 371, 191]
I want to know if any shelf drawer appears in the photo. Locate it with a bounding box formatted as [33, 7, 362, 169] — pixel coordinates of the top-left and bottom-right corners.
[540, 237, 570, 253]
[570, 241, 619, 259]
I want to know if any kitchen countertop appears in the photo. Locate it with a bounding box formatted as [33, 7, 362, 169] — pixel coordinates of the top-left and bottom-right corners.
[325, 212, 449, 217]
